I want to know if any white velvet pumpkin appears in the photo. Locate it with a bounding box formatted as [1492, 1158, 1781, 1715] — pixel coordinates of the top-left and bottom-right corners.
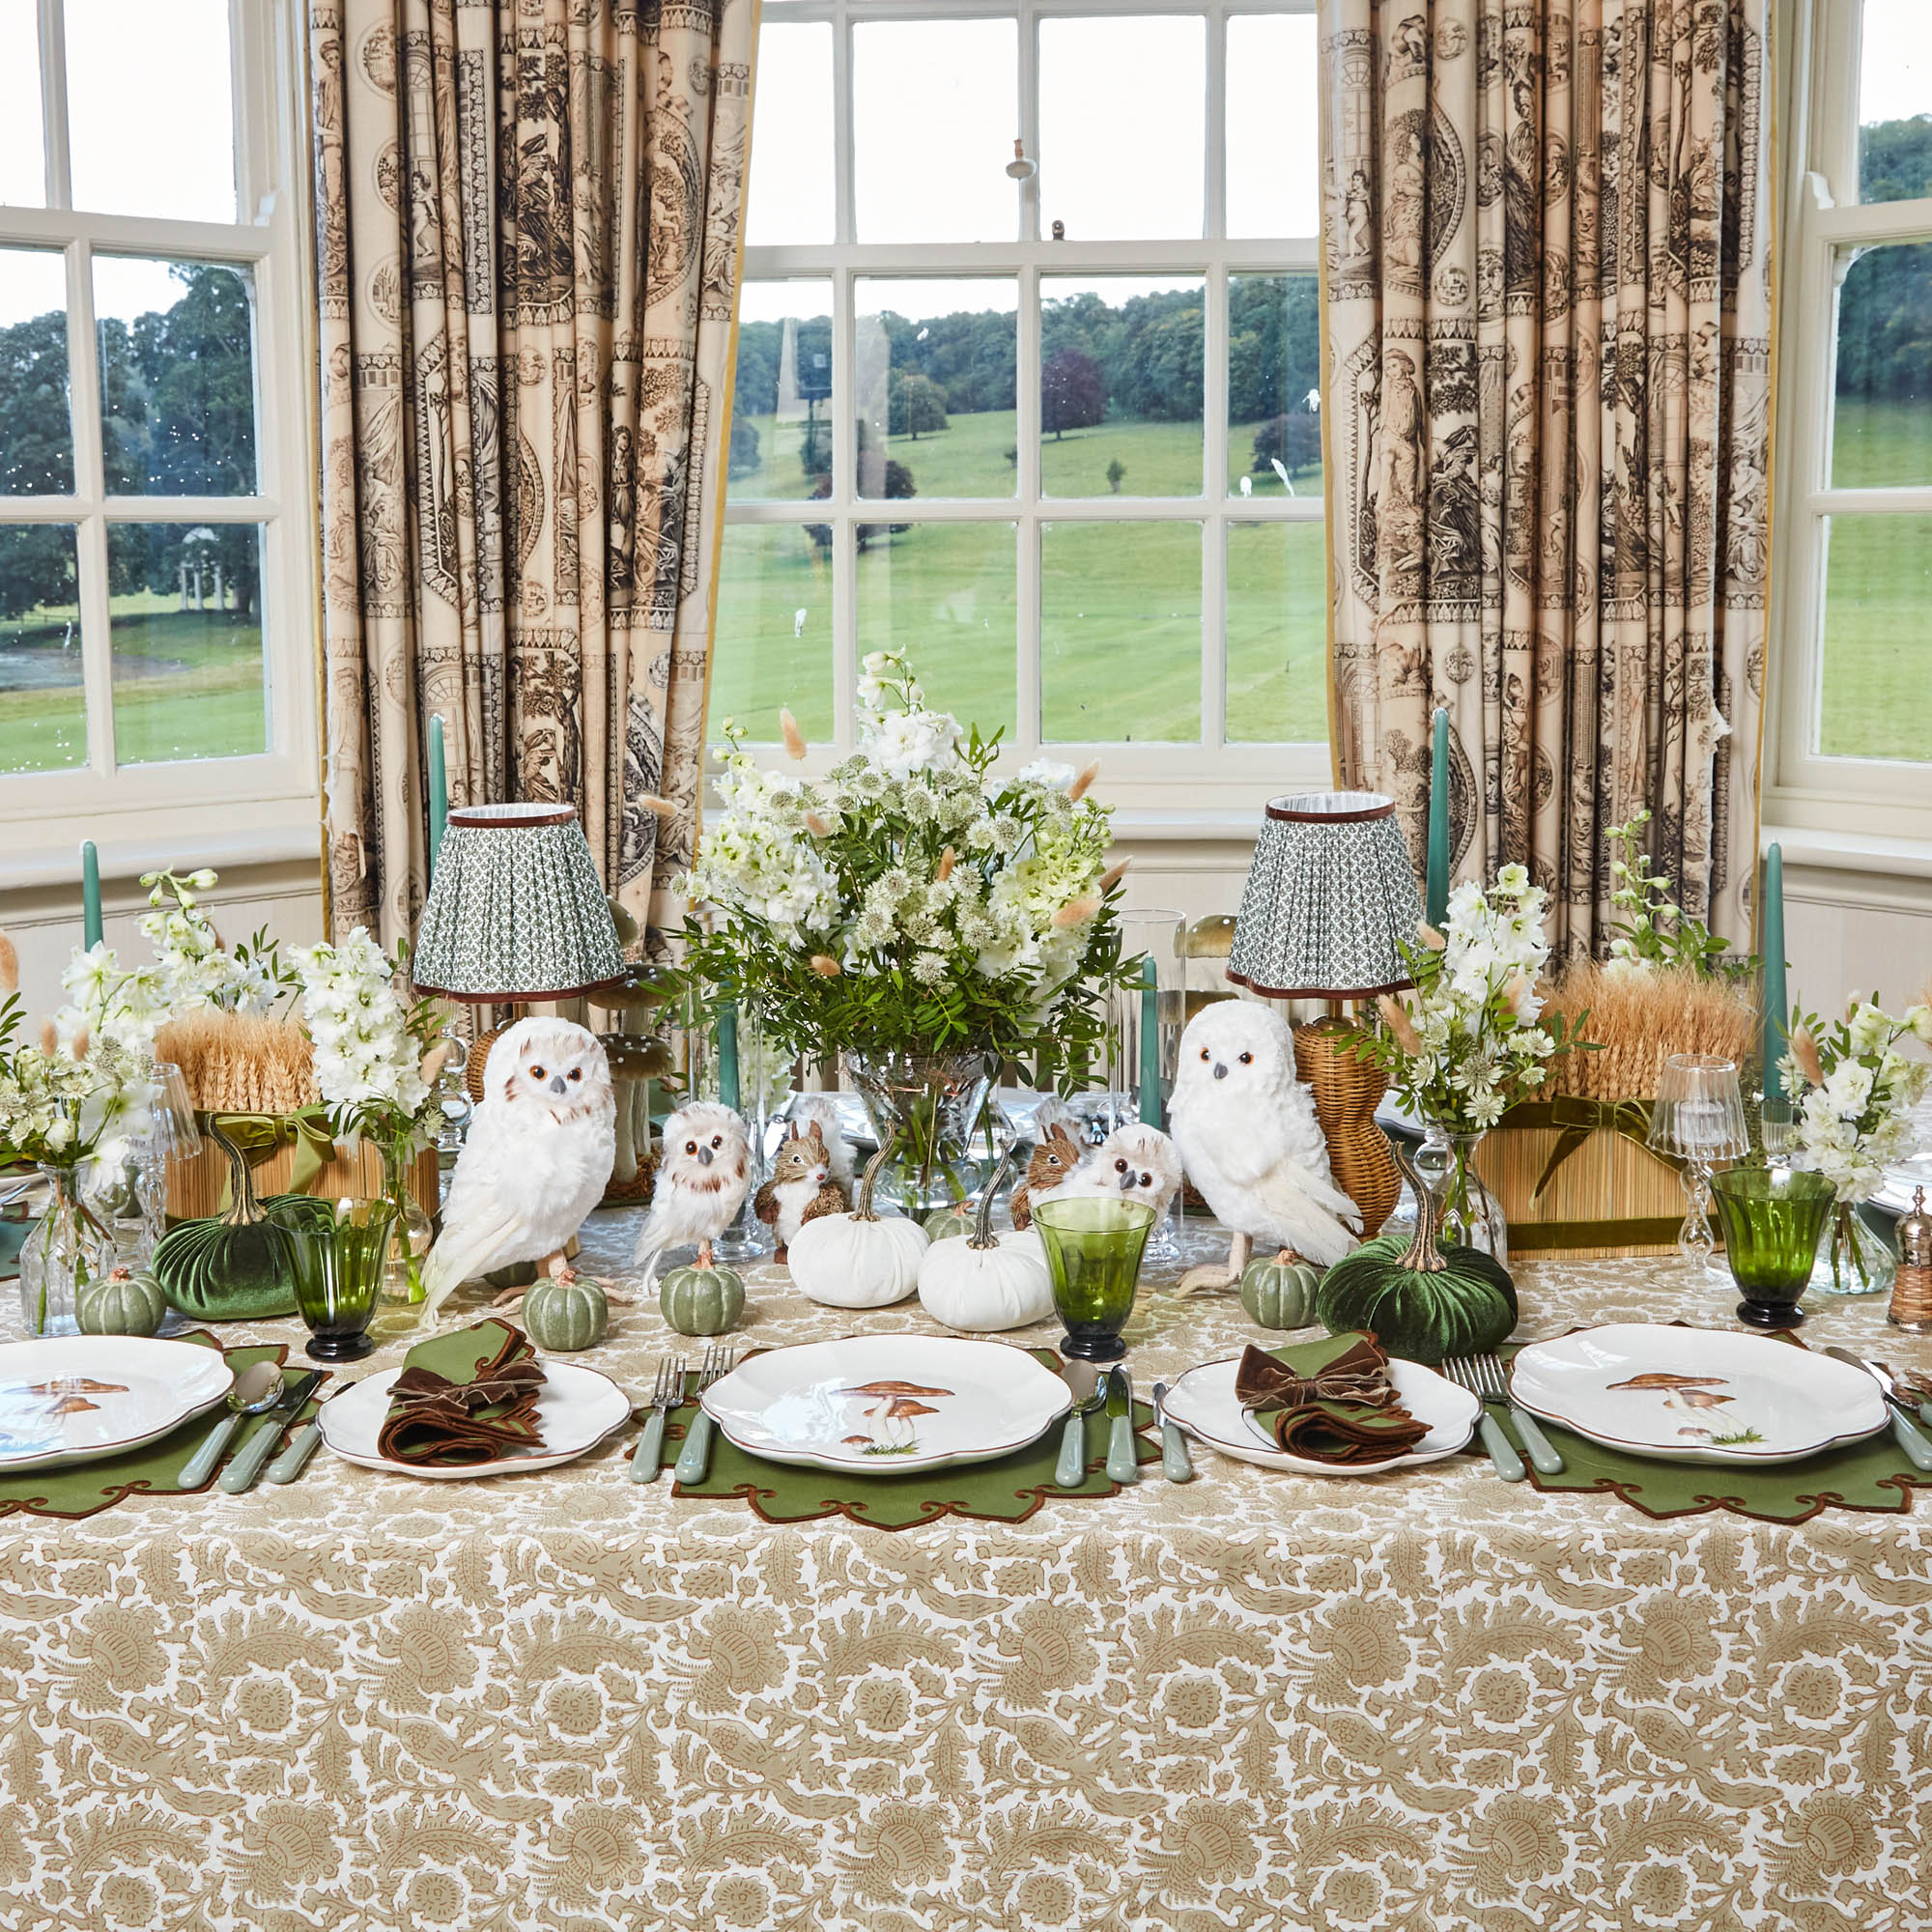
[919, 1227, 1052, 1331]
[786, 1144, 929, 1308]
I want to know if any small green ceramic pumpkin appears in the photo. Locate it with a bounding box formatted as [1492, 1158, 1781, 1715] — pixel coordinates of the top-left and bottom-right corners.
[1238, 1250, 1322, 1330]
[1313, 1145, 1517, 1366]
[659, 1260, 745, 1336]
[524, 1270, 609, 1351]
[150, 1128, 299, 1321]
[77, 1264, 169, 1337]
[923, 1199, 977, 1242]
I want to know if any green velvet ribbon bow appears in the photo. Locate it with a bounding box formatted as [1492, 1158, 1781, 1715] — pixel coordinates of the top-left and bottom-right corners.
[1511, 1094, 1679, 1205]
[198, 1107, 337, 1208]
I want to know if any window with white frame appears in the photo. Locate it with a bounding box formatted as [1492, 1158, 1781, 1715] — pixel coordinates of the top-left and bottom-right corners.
[0, 0, 315, 870]
[713, 0, 1326, 810]
[1774, 0, 1932, 823]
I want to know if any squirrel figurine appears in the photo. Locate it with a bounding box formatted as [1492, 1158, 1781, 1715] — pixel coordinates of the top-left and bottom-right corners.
[754, 1122, 849, 1260]
[1008, 1122, 1085, 1231]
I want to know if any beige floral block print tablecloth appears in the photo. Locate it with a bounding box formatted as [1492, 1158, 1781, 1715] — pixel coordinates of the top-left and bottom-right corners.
[4, 1207, 1931, 1932]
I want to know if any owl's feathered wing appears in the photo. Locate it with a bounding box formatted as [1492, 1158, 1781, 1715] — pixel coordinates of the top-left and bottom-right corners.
[633, 1110, 752, 1285]
[420, 1089, 617, 1319]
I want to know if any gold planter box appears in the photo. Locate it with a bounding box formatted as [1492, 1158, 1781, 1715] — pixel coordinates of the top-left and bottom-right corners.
[167, 1129, 440, 1224]
[1470, 1099, 1687, 1259]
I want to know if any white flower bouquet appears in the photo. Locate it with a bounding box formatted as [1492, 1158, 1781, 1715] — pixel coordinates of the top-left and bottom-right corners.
[675, 651, 1131, 1085]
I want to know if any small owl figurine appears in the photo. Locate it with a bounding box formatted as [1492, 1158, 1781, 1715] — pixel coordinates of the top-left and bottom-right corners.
[1008, 1122, 1085, 1231]
[753, 1121, 849, 1258]
[1168, 1001, 1360, 1292]
[419, 1017, 616, 1321]
[1065, 1122, 1183, 1218]
[633, 1102, 752, 1285]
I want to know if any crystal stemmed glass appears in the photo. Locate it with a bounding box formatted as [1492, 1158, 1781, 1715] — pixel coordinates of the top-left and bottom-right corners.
[1649, 1054, 1750, 1274]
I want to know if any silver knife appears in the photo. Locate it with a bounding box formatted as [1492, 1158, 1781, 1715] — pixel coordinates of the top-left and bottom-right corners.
[1824, 1348, 1932, 1471]
[219, 1371, 326, 1493]
[1150, 1378, 1193, 1483]
[1105, 1367, 1139, 1486]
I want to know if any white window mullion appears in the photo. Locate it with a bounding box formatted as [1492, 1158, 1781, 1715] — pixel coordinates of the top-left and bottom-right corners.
[39, 0, 71, 210]
[1018, 0, 1039, 245]
[1205, 4, 1226, 242]
[833, 266, 858, 754]
[833, 8, 854, 248]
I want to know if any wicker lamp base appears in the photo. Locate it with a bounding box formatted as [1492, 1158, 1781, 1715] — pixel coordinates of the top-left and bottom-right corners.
[1293, 1014, 1400, 1240]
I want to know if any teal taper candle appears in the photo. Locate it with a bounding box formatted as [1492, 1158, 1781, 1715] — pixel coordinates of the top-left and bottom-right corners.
[717, 1000, 740, 1114]
[427, 715, 448, 881]
[81, 840, 102, 950]
[1761, 842, 1787, 1101]
[1425, 707, 1449, 930]
[1138, 955, 1162, 1127]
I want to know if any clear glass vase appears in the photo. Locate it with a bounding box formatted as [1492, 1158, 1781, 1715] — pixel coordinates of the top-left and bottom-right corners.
[1809, 1199, 1898, 1298]
[1413, 1121, 1508, 1263]
[375, 1137, 435, 1308]
[19, 1163, 113, 1337]
[844, 1047, 996, 1217]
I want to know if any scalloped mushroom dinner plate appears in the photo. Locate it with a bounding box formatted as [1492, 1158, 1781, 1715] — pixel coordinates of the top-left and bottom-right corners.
[1508, 1324, 1889, 1465]
[0, 1335, 235, 1471]
[702, 1336, 1073, 1474]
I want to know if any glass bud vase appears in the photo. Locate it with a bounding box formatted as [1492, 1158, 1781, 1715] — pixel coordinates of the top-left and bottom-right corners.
[844, 1047, 995, 1217]
[1413, 1122, 1509, 1264]
[1809, 1199, 1898, 1299]
[19, 1163, 113, 1337]
[376, 1137, 435, 1308]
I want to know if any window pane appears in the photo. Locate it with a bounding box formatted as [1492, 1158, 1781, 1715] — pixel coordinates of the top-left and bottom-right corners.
[854, 19, 1016, 244]
[1041, 523, 1201, 742]
[1228, 274, 1322, 498]
[1860, 0, 1932, 202]
[107, 523, 268, 766]
[1833, 242, 1932, 486]
[747, 21, 833, 245]
[1227, 15, 1319, 238]
[1041, 277, 1203, 498]
[707, 525, 833, 743]
[1039, 16, 1204, 240]
[856, 279, 1016, 501]
[67, 0, 237, 223]
[0, 524, 84, 773]
[1817, 513, 1932, 760]
[0, 250, 73, 495]
[0, 0, 44, 207]
[728, 282, 833, 503]
[1226, 523, 1327, 744]
[857, 523, 1016, 740]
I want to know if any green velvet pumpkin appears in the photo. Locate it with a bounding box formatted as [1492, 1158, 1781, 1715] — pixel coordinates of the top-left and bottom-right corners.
[76, 1265, 169, 1337]
[525, 1271, 608, 1351]
[1314, 1230, 1516, 1365]
[659, 1261, 745, 1336]
[152, 1130, 305, 1320]
[1239, 1251, 1322, 1330]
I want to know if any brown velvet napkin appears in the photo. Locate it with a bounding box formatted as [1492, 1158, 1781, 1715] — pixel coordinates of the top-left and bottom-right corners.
[377, 1321, 548, 1466]
[1234, 1338, 1430, 1464]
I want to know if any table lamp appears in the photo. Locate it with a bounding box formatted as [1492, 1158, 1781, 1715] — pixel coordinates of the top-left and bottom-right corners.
[1226, 790, 1423, 1237]
[412, 803, 629, 1099]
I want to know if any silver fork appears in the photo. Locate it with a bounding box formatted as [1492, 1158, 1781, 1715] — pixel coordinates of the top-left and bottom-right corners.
[628, 1353, 687, 1484]
[1440, 1354, 1526, 1482]
[1469, 1350, 1564, 1475]
[673, 1345, 738, 1486]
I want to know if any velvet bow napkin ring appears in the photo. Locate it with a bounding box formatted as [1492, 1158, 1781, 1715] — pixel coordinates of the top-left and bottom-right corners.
[1234, 1338, 1430, 1464]
[376, 1326, 547, 1466]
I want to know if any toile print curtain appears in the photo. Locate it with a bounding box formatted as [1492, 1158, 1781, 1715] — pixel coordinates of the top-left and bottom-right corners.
[311, 0, 754, 949]
[1320, 0, 1773, 963]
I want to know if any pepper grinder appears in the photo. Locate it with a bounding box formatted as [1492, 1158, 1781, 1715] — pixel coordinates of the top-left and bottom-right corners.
[1889, 1186, 1932, 1332]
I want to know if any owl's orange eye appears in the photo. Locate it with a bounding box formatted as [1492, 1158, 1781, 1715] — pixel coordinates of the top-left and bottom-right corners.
[568, 1067, 582, 1081]
[1238, 1052, 1253, 1065]
[710, 1135, 723, 1148]
[1115, 1159, 1128, 1172]
[529, 1065, 547, 1081]
[685, 1140, 697, 1154]
[1199, 1048, 1210, 1061]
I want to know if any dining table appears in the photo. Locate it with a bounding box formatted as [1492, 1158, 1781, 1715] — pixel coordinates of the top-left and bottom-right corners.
[4, 1205, 1930, 1930]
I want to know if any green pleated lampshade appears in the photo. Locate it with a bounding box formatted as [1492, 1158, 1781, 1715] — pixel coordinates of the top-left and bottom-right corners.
[412, 803, 627, 1002]
[1227, 791, 1421, 1000]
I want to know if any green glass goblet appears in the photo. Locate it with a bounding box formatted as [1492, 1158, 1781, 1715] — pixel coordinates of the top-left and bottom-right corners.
[269, 1197, 397, 1361]
[1710, 1167, 1837, 1329]
[1032, 1197, 1155, 1363]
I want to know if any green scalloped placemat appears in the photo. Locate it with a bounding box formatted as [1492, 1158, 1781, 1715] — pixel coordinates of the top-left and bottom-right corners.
[1490, 1338, 1932, 1525]
[0, 1331, 324, 1522]
[640, 1350, 1159, 1530]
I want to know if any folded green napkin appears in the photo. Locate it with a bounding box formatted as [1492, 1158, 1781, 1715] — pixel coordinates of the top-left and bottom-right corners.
[377, 1320, 546, 1466]
[1234, 1336, 1429, 1464]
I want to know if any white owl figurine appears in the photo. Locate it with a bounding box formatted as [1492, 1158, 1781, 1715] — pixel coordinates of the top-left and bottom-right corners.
[419, 1017, 616, 1321]
[1168, 1001, 1360, 1291]
[633, 1101, 753, 1286]
[1062, 1123, 1184, 1218]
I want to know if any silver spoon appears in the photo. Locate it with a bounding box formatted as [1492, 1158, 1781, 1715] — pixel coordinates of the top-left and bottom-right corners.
[1053, 1358, 1107, 1489]
[179, 1360, 285, 1488]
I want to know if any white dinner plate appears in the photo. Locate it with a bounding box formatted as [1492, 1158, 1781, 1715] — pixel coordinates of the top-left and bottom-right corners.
[0, 1335, 235, 1471]
[1157, 1352, 1479, 1475]
[1508, 1323, 1889, 1464]
[702, 1335, 1072, 1474]
[319, 1359, 632, 1479]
